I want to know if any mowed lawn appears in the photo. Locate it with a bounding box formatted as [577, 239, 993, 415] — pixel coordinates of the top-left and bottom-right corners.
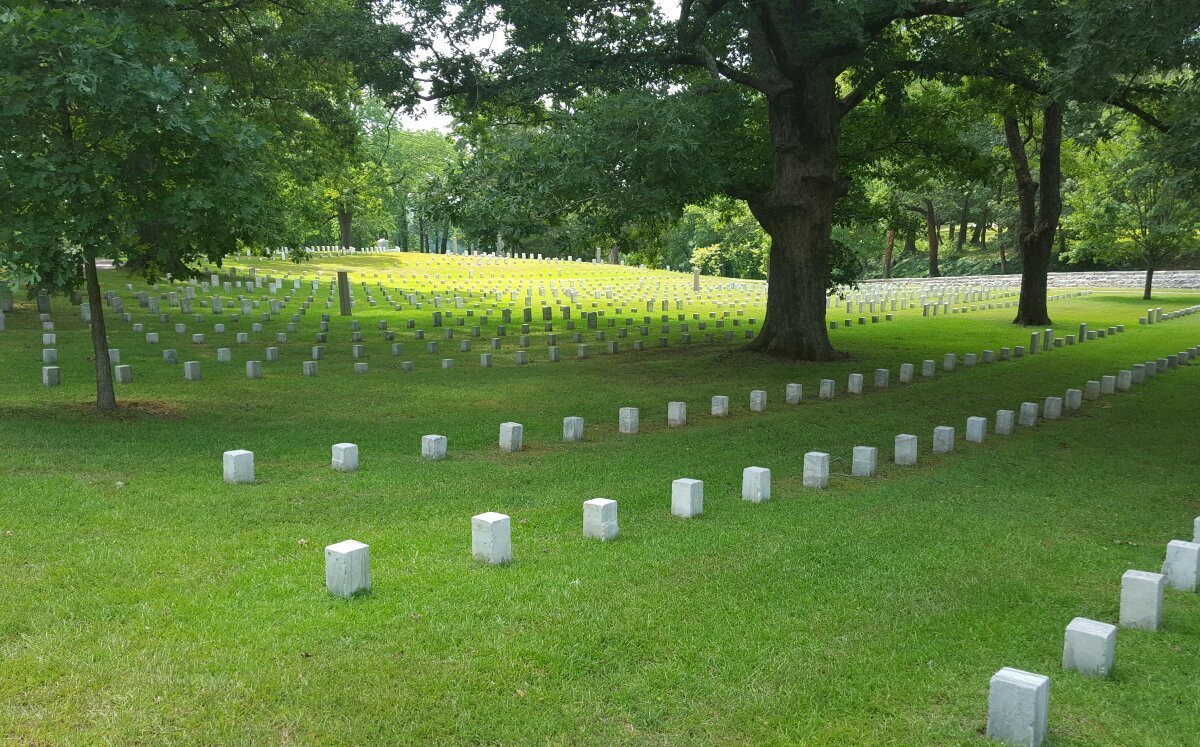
[1, 262, 1199, 745]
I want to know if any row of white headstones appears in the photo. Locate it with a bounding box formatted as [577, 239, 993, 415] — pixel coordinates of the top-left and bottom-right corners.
[215, 337, 1200, 746]
[45, 294, 1192, 386]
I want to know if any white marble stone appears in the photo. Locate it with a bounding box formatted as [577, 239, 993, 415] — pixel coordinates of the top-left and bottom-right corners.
[803, 452, 829, 488]
[899, 363, 914, 383]
[332, 443, 359, 472]
[1120, 569, 1165, 630]
[671, 478, 703, 518]
[785, 383, 802, 404]
[894, 434, 917, 466]
[741, 466, 771, 503]
[943, 353, 956, 371]
[563, 416, 584, 442]
[619, 407, 639, 434]
[223, 449, 254, 484]
[499, 422, 524, 452]
[1162, 540, 1200, 592]
[667, 401, 687, 427]
[1019, 402, 1038, 427]
[995, 409, 1015, 435]
[852, 446, 877, 477]
[874, 368, 889, 388]
[421, 434, 448, 460]
[847, 373, 863, 394]
[583, 498, 618, 540]
[711, 396, 729, 417]
[922, 359, 935, 378]
[750, 389, 767, 412]
[325, 539, 370, 597]
[114, 364, 134, 384]
[1064, 389, 1082, 411]
[1043, 397, 1062, 420]
[1062, 617, 1116, 679]
[986, 667, 1049, 747]
[819, 379, 835, 399]
[966, 416, 987, 443]
[933, 426, 955, 454]
[472, 511, 512, 564]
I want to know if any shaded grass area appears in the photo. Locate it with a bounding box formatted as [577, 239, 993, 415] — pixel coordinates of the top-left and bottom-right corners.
[0, 267, 1199, 744]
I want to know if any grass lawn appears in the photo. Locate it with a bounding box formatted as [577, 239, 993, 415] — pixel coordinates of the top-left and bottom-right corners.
[1, 256, 1198, 745]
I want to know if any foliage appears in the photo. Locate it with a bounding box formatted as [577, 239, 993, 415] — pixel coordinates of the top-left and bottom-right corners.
[1066, 123, 1200, 275]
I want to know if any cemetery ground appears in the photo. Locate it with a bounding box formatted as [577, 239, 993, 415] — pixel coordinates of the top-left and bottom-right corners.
[2, 258, 1200, 744]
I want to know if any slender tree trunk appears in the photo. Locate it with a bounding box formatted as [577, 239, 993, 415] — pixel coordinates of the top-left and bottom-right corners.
[972, 220, 983, 244]
[337, 208, 353, 251]
[1005, 103, 1062, 326]
[398, 199, 410, 251]
[883, 228, 895, 279]
[924, 199, 940, 277]
[903, 230, 916, 255]
[608, 244, 620, 264]
[744, 79, 840, 360]
[1143, 265, 1155, 300]
[84, 255, 117, 412]
[958, 195, 970, 251]
[418, 216, 427, 252]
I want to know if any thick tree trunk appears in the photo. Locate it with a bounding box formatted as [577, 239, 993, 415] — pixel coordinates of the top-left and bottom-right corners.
[924, 199, 940, 277]
[903, 231, 916, 255]
[743, 80, 840, 360]
[883, 228, 895, 279]
[84, 255, 117, 412]
[1143, 265, 1154, 300]
[1005, 103, 1063, 326]
[337, 208, 353, 251]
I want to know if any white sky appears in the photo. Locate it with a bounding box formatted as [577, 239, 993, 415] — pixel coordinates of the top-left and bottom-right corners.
[397, 1, 681, 132]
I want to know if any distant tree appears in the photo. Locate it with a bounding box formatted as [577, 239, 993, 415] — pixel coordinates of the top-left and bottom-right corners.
[0, 0, 413, 410]
[1067, 124, 1200, 299]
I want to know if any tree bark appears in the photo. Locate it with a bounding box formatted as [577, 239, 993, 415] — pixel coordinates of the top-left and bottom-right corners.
[84, 255, 117, 412]
[743, 80, 840, 360]
[337, 207, 353, 251]
[924, 199, 940, 277]
[903, 230, 916, 255]
[957, 194, 970, 251]
[1005, 103, 1062, 326]
[883, 228, 895, 279]
[1143, 265, 1155, 300]
[608, 244, 620, 264]
[398, 197, 410, 251]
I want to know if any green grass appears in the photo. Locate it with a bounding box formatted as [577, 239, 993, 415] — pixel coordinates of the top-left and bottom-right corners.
[2, 256, 1199, 744]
